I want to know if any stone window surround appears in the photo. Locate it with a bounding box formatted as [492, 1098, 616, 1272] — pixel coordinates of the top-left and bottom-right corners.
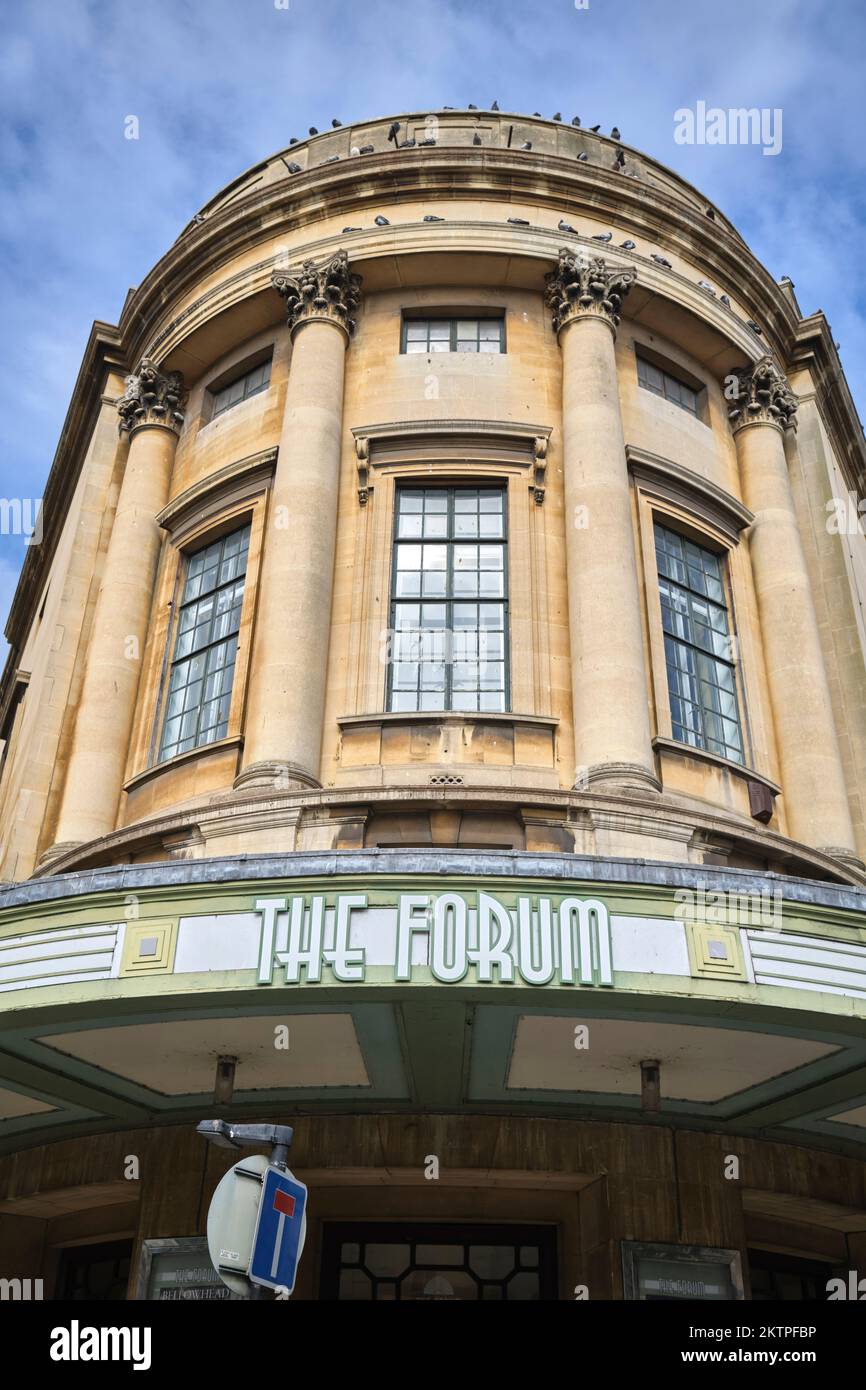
[344, 420, 554, 729]
[627, 445, 780, 804]
[123, 450, 276, 791]
[632, 342, 711, 427]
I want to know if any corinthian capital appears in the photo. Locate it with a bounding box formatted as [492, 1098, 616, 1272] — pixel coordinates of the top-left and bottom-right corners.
[272, 248, 362, 338]
[728, 356, 798, 433]
[545, 249, 636, 336]
[117, 358, 186, 436]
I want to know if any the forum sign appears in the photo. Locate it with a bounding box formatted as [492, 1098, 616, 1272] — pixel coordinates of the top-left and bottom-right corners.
[254, 891, 614, 988]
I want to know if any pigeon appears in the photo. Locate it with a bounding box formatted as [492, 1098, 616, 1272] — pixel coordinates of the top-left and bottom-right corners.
[374, 214, 390, 226]
[324, 154, 340, 163]
[615, 150, 626, 166]
[309, 127, 318, 136]
[399, 139, 416, 148]
[520, 141, 532, 150]
[590, 124, 601, 132]
[747, 320, 763, 335]
[342, 226, 362, 233]
[289, 137, 298, 145]
[491, 100, 500, 111]
[558, 218, 578, 232]
[698, 279, 716, 295]
[619, 239, 636, 250]
[468, 104, 477, 110]
[388, 121, 401, 143]
[350, 146, 361, 156]
[720, 294, 731, 308]
[359, 144, 374, 154]
[553, 112, 562, 121]
[577, 151, 588, 161]
[571, 116, 581, 127]
[611, 126, 621, 139]
[423, 214, 445, 222]
[706, 208, 716, 220]
[419, 137, 437, 146]
[533, 111, 542, 117]
[444, 106, 455, 111]
[331, 118, 342, 128]
[473, 133, 482, 145]
[592, 231, 612, 242]
[286, 162, 302, 174]
[192, 213, 206, 224]
[651, 253, 672, 268]
[508, 216, 530, 225]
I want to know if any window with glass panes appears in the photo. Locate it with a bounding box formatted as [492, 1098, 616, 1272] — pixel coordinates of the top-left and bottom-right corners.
[402, 318, 504, 354]
[389, 487, 508, 713]
[637, 355, 699, 417]
[159, 526, 250, 761]
[211, 358, 271, 418]
[655, 523, 744, 763]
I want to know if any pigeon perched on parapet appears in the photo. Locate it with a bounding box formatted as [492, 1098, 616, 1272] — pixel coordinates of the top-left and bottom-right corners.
[289, 137, 298, 145]
[619, 239, 636, 250]
[324, 154, 340, 163]
[419, 138, 436, 146]
[698, 280, 716, 295]
[592, 231, 612, 242]
[520, 141, 532, 150]
[611, 126, 621, 139]
[553, 112, 562, 121]
[533, 111, 542, 117]
[558, 218, 578, 232]
[492, 100, 500, 110]
[359, 144, 374, 154]
[332, 119, 342, 128]
[374, 215, 390, 226]
[309, 127, 318, 136]
[423, 214, 445, 222]
[577, 152, 588, 161]
[468, 104, 478, 110]
[473, 133, 482, 145]
[342, 226, 362, 233]
[508, 217, 530, 225]
[350, 146, 361, 156]
[590, 124, 601, 132]
[720, 294, 731, 307]
[706, 208, 716, 220]
[286, 162, 302, 173]
[388, 122, 401, 144]
[571, 116, 581, 126]
[399, 139, 416, 148]
[651, 253, 672, 268]
[615, 150, 626, 167]
[747, 320, 763, 334]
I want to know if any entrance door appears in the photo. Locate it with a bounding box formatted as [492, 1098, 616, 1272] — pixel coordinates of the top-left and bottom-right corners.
[321, 1222, 558, 1300]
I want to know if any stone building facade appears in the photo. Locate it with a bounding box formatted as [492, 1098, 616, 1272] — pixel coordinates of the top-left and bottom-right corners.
[0, 111, 865, 1301]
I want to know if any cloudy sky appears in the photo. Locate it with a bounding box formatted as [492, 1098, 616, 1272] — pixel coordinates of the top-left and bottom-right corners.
[1, 0, 864, 646]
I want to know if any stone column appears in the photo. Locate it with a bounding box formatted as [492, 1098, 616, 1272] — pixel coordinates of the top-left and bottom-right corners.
[53, 360, 186, 849]
[238, 250, 362, 790]
[730, 357, 859, 865]
[545, 250, 658, 793]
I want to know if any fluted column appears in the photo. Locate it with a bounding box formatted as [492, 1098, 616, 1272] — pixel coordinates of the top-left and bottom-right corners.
[53, 360, 185, 848]
[730, 357, 858, 864]
[545, 250, 658, 793]
[238, 250, 362, 790]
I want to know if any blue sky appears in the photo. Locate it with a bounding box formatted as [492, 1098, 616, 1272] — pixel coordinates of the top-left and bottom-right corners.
[1, 0, 864, 647]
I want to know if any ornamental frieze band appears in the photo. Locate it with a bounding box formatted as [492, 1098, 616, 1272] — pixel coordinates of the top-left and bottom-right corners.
[116, 357, 187, 435]
[272, 248, 363, 336]
[727, 354, 799, 432]
[545, 249, 637, 334]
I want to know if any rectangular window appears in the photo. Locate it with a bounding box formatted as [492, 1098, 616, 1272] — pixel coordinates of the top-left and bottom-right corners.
[211, 358, 271, 419]
[637, 355, 699, 417]
[389, 487, 508, 713]
[402, 318, 505, 354]
[159, 526, 250, 762]
[655, 522, 744, 764]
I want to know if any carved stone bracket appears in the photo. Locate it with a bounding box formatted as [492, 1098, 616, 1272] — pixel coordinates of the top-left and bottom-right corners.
[545, 249, 637, 336]
[272, 248, 362, 338]
[533, 436, 548, 504]
[727, 355, 799, 433]
[117, 358, 186, 436]
[355, 436, 371, 505]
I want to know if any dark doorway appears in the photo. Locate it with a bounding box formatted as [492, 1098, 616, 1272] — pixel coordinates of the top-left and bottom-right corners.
[748, 1248, 835, 1300]
[320, 1221, 558, 1300]
[55, 1239, 134, 1300]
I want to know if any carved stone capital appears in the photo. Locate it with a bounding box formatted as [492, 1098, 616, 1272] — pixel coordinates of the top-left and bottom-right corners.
[545, 249, 636, 336]
[272, 248, 362, 339]
[727, 356, 798, 434]
[117, 358, 186, 436]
